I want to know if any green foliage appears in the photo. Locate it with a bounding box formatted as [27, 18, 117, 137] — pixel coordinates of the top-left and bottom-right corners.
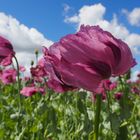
[0, 77, 140, 140]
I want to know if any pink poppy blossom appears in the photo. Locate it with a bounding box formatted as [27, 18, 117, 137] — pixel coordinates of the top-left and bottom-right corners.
[31, 66, 46, 77]
[137, 73, 140, 78]
[38, 58, 46, 67]
[43, 25, 136, 92]
[0, 68, 17, 84]
[103, 80, 112, 90]
[39, 87, 45, 95]
[126, 79, 131, 84]
[109, 82, 117, 90]
[136, 79, 140, 84]
[33, 77, 43, 83]
[131, 87, 140, 95]
[91, 91, 106, 101]
[47, 79, 75, 93]
[95, 80, 117, 93]
[102, 80, 116, 91]
[20, 86, 45, 97]
[20, 86, 37, 96]
[0, 69, 2, 76]
[43, 47, 76, 92]
[19, 65, 26, 72]
[114, 92, 123, 100]
[31, 58, 47, 77]
[23, 76, 31, 82]
[0, 36, 15, 66]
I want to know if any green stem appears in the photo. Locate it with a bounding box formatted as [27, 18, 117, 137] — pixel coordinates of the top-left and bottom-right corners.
[14, 56, 21, 112]
[116, 77, 128, 140]
[106, 91, 113, 130]
[94, 94, 102, 140]
[75, 92, 78, 130]
[131, 99, 137, 120]
[36, 54, 38, 65]
[116, 126, 128, 140]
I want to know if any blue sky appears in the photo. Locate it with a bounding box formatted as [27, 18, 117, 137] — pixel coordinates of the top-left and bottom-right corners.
[0, 0, 140, 79]
[0, 0, 140, 41]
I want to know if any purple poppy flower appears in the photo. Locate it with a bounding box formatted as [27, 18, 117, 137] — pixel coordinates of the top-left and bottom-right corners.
[0, 68, 17, 84]
[43, 25, 136, 92]
[0, 36, 15, 66]
[20, 86, 45, 97]
[114, 92, 123, 100]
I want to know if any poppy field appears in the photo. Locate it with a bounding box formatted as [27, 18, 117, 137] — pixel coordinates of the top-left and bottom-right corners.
[0, 25, 140, 140]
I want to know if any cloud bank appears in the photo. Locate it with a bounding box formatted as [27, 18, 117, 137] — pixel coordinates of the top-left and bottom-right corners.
[0, 12, 53, 72]
[64, 3, 140, 54]
[122, 8, 140, 27]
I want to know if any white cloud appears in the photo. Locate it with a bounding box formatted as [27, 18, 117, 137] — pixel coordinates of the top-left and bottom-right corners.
[63, 4, 71, 13]
[0, 12, 53, 52]
[64, 3, 140, 54]
[64, 15, 79, 23]
[0, 12, 53, 75]
[65, 3, 105, 26]
[96, 14, 129, 40]
[131, 70, 140, 81]
[123, 8, 140, 26]
[125, 34, 140, 54]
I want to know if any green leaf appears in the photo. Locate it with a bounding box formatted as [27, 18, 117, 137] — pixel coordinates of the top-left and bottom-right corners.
[109, 113, 120, 133]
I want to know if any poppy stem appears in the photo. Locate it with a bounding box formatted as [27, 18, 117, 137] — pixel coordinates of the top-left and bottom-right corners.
[94, 94, 102, 140]
[14, 56, 21, 112]
[106, 91, 113, 130]
[116, 76, 128, 140]
[35, 49, 39, 65]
